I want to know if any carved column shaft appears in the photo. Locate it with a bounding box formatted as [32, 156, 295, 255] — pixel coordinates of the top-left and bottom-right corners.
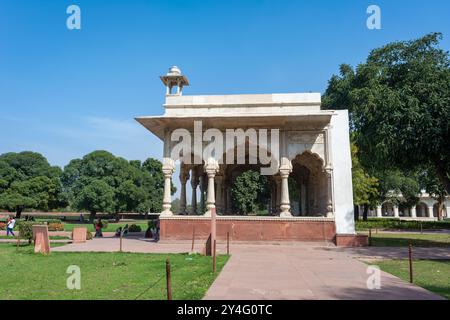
[279, 158, 293, 217]
[179, 169, 189, 215]
[215, 176, 223, 214]
[204, 159, 219, 216]
[161, 159, 175, 216]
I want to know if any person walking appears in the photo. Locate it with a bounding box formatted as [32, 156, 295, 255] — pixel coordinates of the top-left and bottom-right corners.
[6, 216, 16, 237]
[94, 218, 103, 237]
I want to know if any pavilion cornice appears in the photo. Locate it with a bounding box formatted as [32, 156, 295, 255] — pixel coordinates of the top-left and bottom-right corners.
[135, 112, 335, 140]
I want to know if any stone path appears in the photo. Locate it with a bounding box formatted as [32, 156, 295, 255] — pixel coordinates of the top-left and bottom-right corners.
[204, 242, 444, 300]
[50, 238, 445, 300]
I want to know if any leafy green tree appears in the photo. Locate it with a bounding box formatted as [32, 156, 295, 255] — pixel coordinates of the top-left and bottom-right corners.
[323, 33, 450, 194]
[0, 151, 61, 181]
[231, 170, 269, 215]
[0, 152, 66, 217]
[377, 170, 421, 209]
[74, 179, 115, 221]
[116, 180, 146, 213]
[420, 167, 448, 220]
[140, 158, 176, 213]
[0, 193, 36, 217]
[62, 151, 174, 219]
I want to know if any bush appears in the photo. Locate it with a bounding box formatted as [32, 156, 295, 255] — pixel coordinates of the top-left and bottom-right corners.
[43, 219, 62, 224]
[356, 218, 450, 231]
[86, 231, 93, 240]
[18, 221, 34, 243]
[47, 222, 64, 231]
[0, 222, 6, 230]
[128, 224, 142, 232]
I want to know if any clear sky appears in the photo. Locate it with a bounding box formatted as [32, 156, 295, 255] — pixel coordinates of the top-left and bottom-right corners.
[1, 0, 450, 169]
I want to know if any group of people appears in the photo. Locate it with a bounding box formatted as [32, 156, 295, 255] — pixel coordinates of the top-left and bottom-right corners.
[94, 218, 160, 241]
[3, 216, 161, 241]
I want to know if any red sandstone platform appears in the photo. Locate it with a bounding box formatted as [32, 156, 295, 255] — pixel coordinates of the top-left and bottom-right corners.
[159, 216, 368, 246]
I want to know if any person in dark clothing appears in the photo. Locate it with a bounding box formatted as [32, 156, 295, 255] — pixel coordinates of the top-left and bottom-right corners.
[94, 219, 103, 237]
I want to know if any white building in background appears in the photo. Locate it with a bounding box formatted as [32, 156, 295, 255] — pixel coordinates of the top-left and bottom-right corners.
[363, 191, 450, 220]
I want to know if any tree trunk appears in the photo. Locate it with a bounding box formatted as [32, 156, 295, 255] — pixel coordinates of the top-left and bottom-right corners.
[363, 204, 369, 221]
[89, 211, 96, 223]
[354, 205, 360, 221]
[15, 207, 22, 219]
[435, 162, 450, 195]
[437, 198, 444, 221]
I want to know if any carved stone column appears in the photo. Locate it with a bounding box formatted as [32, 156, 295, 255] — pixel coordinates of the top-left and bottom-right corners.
[161, 158, 175, 217]
[393, 205, 400, 218]
[190, 169, 199, 215]
[204, 158, 219, 216]
[411, 206, 417, 218]
[215, 175, 223, 214]
[279, 159, 292, 217]
[179, 169, 189, 215]
[199, 174, 206, 214]
[428, 206, 434, 218]
[325, 169, 334, 218]
[376, 205, 382, 218]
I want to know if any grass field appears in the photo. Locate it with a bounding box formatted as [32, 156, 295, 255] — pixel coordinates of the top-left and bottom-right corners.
[376, 259, 450, 300]
[362, 232, 450, 247]
[0, 243, 228, 300]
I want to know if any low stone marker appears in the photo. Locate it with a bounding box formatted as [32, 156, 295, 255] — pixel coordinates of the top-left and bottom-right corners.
[202, 234, 212, 256]
[32, 225, 50, 254]
[72, 227, 87, 243]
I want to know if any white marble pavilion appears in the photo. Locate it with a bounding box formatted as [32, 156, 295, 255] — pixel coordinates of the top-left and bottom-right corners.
[136, 66, 357, 240]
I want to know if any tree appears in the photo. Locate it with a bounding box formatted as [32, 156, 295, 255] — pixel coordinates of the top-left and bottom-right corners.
[62, 151, 174, 218]
[0, 192, 36, 217]
[376, 169, 421, 216]
[140, 158, 176, 213]
[351, 143, 379, 221]
[323, 33, 450, 194]
[0, 152, 66, 218]
[116, 180, 146, 213]
[231, 170, 269, 215]
[420, 167, 448, 221]
[74, 179, 115, 222]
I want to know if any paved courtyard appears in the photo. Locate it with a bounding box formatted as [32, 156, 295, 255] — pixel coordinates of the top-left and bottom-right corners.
[52, 238, 445, 300]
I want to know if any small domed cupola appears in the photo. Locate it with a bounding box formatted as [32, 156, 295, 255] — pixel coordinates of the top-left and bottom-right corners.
[160, 66, 190, 96]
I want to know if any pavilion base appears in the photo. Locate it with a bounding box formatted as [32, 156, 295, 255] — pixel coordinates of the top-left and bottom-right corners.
[335, 234, 369, 247]
[159, 216, 337, 242]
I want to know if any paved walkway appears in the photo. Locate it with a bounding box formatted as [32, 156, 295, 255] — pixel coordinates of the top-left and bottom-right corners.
[204, 243, 444, 300]
[51, 238, 446, 300]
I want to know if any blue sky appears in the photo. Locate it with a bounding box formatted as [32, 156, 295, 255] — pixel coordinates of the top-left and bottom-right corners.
[1, 0, 450, 169]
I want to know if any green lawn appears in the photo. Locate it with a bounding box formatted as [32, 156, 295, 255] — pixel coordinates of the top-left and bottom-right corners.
[363, 232, 450, 247]
[376, 259, 450, 300]
[63, 222, 148, 232]
[0, 243, 228, 300]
